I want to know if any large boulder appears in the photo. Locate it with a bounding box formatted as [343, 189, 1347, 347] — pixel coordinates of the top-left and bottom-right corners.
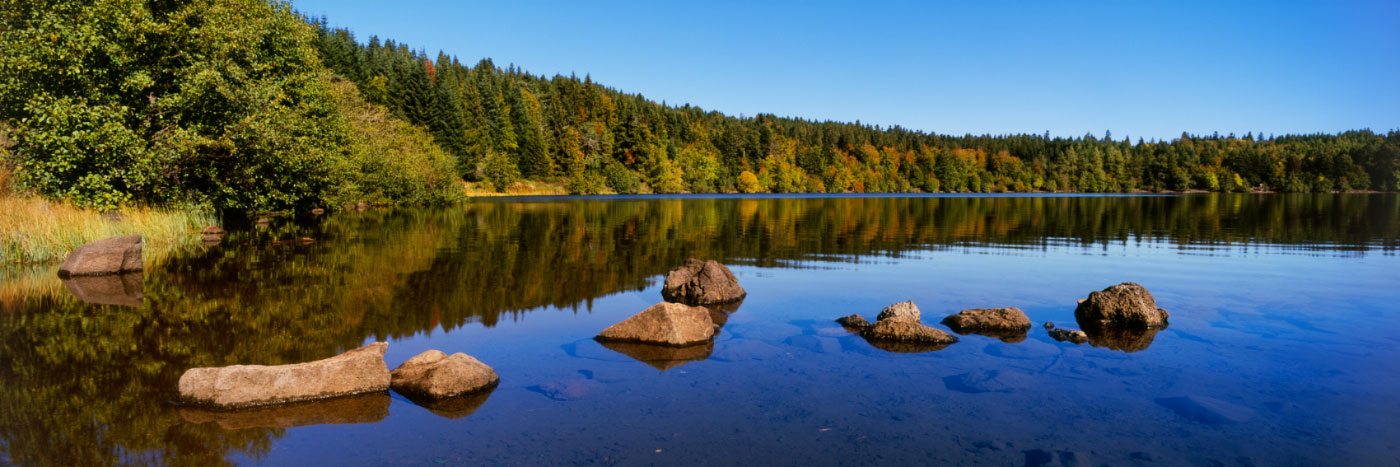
[57, 235, 143, 278]
[595, 302, 715, 346]
[1074, 282, 1169, 328]
[876, 301, 920, 323]
[861, 319, 959, 345]
[942, 307, 1031, 342]
[390, 350, 499, 401]
[178, 342, 390, 409]
[661, 259, 746, 305]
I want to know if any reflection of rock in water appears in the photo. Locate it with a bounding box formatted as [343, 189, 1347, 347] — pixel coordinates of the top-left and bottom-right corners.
[61, 272, 143, 307]
[1081, 322, 1164, 353]
[705, 299, 744, 328]
[948, 327, 1028, 344]
[401, 386, 495, 419]
[595, 339, 714, 371]
[178, 392, 389, 430]
[863, 338, 953, 354]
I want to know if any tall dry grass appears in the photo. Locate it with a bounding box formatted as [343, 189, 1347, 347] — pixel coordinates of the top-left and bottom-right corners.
[0, 194, 215, 266]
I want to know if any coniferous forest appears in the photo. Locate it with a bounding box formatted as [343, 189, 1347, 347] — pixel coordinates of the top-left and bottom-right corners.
[1, 1, 1397, 215]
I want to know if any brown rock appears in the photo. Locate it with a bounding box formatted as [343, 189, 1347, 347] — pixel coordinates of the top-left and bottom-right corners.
[1049, 328, 1088, 344]
[178, 392, 390, 430]
[61, 272, 143, 307]
[1074, 282, 1169, 328]
[311, 208, 326, 215]
[661, 259, 747, 305]
[876, 301, 920, 323]
[595, 302, 715, 346]
[941, 307, 1031, 342]
[861, 319, 959, 345]
[178, 342, 390, 409]
[835, 314, 871, 329]
[390, 350, 499, 401]
[57, 235, 143, 278]
[596, 339, 714, 371]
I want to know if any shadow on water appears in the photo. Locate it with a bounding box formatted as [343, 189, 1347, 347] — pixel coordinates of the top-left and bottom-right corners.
[0, 194, 1396, 465]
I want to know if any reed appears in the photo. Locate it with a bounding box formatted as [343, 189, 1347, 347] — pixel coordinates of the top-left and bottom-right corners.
[0, 194, 215, 266]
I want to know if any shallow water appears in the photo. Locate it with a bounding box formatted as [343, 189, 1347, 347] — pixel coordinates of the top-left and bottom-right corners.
[1, 194, 1398, 466]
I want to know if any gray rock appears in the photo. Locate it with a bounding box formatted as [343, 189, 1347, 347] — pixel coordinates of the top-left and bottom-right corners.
[390, 350, 499, 400]
[57, 235, 143, 278]
[1075, 282, 1170, 328]
[876, 301, 921, 323]
[661, 259, 747, 305]
[178, 342, 390, 409]
[595, 302, 715, 346]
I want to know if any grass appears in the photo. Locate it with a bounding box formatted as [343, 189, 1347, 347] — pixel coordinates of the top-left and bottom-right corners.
[461, 179, 573, 197]
[0, 194, 216, 266]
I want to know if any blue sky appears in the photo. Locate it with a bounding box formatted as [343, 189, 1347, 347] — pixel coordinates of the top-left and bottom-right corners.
[290, 0, 1399, 140]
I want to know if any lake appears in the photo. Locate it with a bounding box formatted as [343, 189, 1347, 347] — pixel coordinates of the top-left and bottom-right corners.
[2, 194, 1398, 466]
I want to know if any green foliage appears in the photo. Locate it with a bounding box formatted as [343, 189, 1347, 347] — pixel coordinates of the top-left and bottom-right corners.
[736, 170, 762, 193]
[603, 160, 640, 194]
[481, 149, 520, 191]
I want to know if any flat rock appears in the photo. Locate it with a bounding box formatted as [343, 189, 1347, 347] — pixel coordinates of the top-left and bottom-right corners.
[57, 235, 143, 278]
[943, 369, 1035, 393]
[1156, 396, 1255, 424]
[1075, 282, 1169, 328]
[178, 342, 390, 409]
[941, 307, 1032, 334]
[596, 302, 715, 346]
[178, 392, 389, 429]
[390, 350, 499, 400]
[876, 301, 920, 323]
[61, 272, 143, 307]
[661, 259, 747, 305]
[862, 319, 958, 343]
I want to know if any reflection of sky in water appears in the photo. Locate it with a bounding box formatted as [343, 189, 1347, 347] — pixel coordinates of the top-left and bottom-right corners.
[242, 236, 1400, 466]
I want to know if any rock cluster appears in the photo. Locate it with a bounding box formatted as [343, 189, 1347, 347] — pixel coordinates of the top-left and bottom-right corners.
[835, 301, 959, 352]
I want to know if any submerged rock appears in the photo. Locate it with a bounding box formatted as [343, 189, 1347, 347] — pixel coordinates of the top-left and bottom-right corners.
[178, 342, 390, 409]
[57, 235, 143, 278]
[875, 301, 921, 323]
[596, 339, 714, 371]
[835, 314, 871, 329]
[390, 350, 499, 401]
[595, 302, 715, 346]
[941, 307, 1032, 342]
[61, 272, 143, 307]
[1049, 328, 1088, 345]
[1156, 396, 1255, 424]
[178, 392, 390, 430]
[943, 369, 1035, 393]
[1074, 282, 1169, 328]
[661, 259, 747, 305]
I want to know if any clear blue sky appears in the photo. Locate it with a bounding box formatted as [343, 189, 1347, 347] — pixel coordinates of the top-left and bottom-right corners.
[290, 0, 1398, 140]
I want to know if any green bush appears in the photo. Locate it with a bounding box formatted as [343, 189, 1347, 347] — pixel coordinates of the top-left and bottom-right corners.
[604, 160, 640, 194]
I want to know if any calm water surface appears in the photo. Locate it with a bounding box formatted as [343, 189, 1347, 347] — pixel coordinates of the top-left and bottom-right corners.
[2, 194, 1398, 466]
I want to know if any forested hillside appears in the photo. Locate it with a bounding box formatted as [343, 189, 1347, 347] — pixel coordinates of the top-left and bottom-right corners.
[1, 0, 1396, 217]
[311, 19, 1400, 196]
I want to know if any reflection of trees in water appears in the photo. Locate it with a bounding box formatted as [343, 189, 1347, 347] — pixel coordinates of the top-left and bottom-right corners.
[0, 194, 1395, 465]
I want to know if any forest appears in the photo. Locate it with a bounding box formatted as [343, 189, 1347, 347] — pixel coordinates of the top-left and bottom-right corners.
[1, 0, 1397, 216]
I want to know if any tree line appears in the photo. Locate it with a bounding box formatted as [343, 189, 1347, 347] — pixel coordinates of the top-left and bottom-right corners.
[311, 18, 1399, 196]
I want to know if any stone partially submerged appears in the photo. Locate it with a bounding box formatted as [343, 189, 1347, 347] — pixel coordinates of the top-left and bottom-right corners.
[57, 235, 143, 278]
[390, 350, 499, 401]
[661, 259, 746, 306]
[595, 302, 715, 346]
[1074, 282, 1169, 328]
[861, 319, 960, 346]
[178, 342, 390, 409]
[876, 301, 920, 322]
[941, 307, 1032, 342]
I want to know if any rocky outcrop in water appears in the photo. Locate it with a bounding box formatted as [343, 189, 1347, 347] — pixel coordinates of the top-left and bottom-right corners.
[941, 307, 1032, 342]
[61, 272, 143, 307]
[57, 235, 143, 278]
[178, 342, 390, 409]
[862, 319, 959, 345]
[390, 350, 499, 401]
[835, 314, 871, 329]
[1074, 282, 1169, 328]
[661, 259, 746, 305]
[876, 301, 920, 323]
[595, 302, 715, 346]
[1047, 325, 1088, 344]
